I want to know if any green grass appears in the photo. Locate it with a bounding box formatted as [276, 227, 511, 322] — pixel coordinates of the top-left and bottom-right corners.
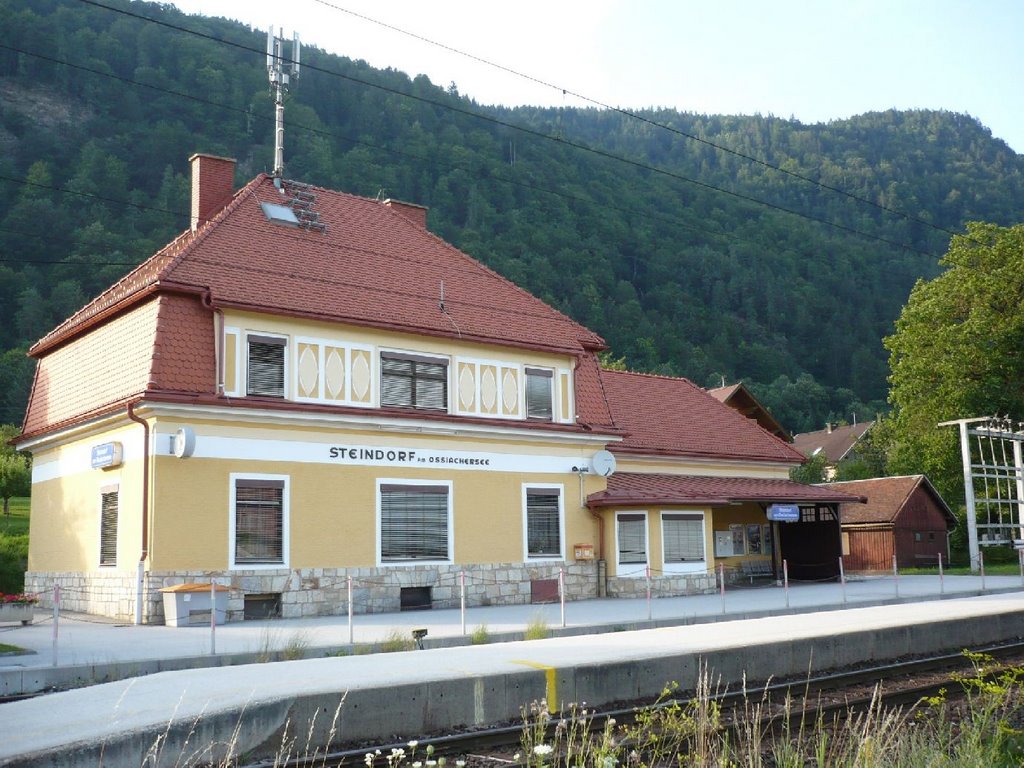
[0, 642, 31, 655]
[902, 563, 1023, 576]
[0, 497, 29, 594]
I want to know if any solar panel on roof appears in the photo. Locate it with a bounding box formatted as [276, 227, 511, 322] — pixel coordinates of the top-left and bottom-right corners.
[260, 202, 300, 226]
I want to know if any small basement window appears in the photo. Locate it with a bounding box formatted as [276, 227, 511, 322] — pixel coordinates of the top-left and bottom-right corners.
[244, 593, 281, 619]
[260, 202, 300, 227]
[400, 586, 432, 611]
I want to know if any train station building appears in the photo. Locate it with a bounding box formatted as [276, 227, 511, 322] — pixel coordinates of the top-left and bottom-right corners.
[15, 154, 859, 622]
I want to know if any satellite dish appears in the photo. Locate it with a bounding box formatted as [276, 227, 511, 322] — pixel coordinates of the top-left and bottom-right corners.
[173, 426, 196, 459]
[591, 450, 617, 477]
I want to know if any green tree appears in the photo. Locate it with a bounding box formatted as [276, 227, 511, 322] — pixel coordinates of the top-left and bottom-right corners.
[0, 424, 30, 516]
[884, 222, 1024, 503]
[789, 451, 828, 484]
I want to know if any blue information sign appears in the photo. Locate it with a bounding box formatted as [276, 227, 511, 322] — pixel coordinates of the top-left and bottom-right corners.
[91, 442, 123, 469]
[767, 503, 800, 522]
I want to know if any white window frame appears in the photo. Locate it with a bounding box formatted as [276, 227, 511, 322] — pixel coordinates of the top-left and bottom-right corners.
[661, 510, 707, 574]
[378, 349, 450, 412]
[229, 473, 290, 570]
[615, 511, 649, 575]
[98, 484, 119, 568]
[522, 483, 565, 561]
[524, 366, 554, 421]
[246, 332, 289, 398]
[376, 478, 454, 566]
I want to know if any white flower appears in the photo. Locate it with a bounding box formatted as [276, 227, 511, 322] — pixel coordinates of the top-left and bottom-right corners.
[513, 754, 521, 761]
[408, 741, 419, 749]
[392, 748, 406, 758]
[365, 754, 375, 767]
[456, 761, 466, 767]
[412, 762, 422, 768]
[426, 761, 437, 766]
[533, 745, 554, 756]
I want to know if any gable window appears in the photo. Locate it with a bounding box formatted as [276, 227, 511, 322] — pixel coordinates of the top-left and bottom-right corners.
[524, 486, 563, 559]
[525, 367, 554, 420]
[379, 482, 451, 562]
[662, 512, 706, 572]
[231, 475, 288, 567]
[616, 512, 648, 568]
[380, 352, 448, 411]
[99, 488, 119, 567]
[247, 334, 287, 397]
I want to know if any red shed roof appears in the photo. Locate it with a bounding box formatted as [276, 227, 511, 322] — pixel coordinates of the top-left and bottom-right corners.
[32, 174, 604, 357]
[826, 475, 956, 526]
[601, 370, 805, 464]
[588, 473, 864, 508]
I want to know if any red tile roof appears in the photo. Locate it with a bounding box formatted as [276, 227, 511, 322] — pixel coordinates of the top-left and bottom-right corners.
[601, 370, 805, 463]
[588, 472, 864, 508]
[825, 475, 955, 526]
[33, 175, 604, 358]
[792, 422, 873, 462]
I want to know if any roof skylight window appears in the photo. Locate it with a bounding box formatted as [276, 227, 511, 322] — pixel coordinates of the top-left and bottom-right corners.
[260, 202, 300, 227]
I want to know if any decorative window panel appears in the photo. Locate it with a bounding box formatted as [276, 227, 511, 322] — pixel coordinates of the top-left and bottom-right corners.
[324, 346, 346, 401]
[457, 361, 476, 413]
[296, 342, 321, 399]
[350, 349, 373, 403]
[560, 371, 572, 423]
[479, 365, 499, 414]
[223, 329, 239, 396]
[501, 366, 520, 416]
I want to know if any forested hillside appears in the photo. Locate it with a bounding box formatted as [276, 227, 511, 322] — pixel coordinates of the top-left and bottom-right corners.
[2, 0, 1023, 432]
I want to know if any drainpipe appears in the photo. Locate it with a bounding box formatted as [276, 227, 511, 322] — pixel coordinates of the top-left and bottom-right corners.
[202, 290, 225, 396]
[127, 401, 150, 625]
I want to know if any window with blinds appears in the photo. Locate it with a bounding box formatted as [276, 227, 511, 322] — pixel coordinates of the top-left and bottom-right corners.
[525, 368, 554, 420]
[234, 479, 285, 564]
[662, 513, 705, 564]
[247, 335, 286, 397]
[526, 488, 561, 558]
[617, 513, 647, 565]
[99, 490, 118, 567]
[380, 353, 448, 411]
[380, 484, 450, 561]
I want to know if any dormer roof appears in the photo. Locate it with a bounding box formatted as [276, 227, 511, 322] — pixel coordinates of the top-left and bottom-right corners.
[31, 173, 604, 358]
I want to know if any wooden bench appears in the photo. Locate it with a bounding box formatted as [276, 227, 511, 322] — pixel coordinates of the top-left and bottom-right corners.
[740, 560, 774, 583]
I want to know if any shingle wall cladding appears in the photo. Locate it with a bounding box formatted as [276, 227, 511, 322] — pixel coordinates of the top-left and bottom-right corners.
[150, 293, 215, 392]
[23, 298, 162, 435]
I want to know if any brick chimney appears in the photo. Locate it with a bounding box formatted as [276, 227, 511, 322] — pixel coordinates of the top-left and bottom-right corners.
[190, 153, 236, 232]
[383, 198, 428, 229]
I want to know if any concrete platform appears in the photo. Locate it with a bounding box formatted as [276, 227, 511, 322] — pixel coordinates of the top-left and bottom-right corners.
[1, 577, 1023, 766]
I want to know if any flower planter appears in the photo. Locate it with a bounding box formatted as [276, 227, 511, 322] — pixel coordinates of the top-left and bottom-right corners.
[0, 603, 34, 625]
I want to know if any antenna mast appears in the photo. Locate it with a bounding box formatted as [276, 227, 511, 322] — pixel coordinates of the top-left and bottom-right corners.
[267, 27, 301, 180]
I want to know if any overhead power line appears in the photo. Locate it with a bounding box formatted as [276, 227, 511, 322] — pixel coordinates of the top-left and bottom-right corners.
[313, 0, 964, 242]
[73, 0, 941, 257]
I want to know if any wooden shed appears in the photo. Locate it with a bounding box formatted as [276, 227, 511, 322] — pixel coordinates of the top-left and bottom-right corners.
[827, 475, 956, 571]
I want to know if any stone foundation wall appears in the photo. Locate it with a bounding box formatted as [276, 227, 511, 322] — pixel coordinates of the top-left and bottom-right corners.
[606, 570, 718, 599]
[25, 571, 139, 622]
[27, 561, 602, 624]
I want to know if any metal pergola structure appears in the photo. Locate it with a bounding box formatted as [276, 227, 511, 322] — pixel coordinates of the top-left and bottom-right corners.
[941, 416, 1024, 572]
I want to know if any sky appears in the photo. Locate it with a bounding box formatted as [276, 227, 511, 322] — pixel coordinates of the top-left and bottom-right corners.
[169, 0, 1024, 154]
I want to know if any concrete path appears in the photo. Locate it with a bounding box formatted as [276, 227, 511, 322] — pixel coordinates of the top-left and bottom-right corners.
[1, 574, 1021, 671]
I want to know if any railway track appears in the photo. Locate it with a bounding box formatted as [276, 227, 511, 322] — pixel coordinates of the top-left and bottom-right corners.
[242, 641, 1024, 768]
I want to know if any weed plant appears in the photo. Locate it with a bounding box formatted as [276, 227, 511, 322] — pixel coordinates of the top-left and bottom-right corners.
[524, 614, 550, 640]
[471, 623, 491, 645]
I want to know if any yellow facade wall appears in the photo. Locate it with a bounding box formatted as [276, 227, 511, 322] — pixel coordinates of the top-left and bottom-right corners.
[613, 457, 792, 479]
[28, 422, 146, 573]
[147, 415, 605, 572]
